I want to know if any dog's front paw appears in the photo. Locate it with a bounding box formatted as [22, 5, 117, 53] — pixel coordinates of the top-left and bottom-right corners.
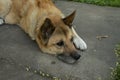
[0, 18, 5, 25]
[73, 36, 87, 51]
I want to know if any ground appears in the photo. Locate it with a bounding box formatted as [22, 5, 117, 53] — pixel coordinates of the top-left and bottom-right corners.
[0, 0, 120, 80]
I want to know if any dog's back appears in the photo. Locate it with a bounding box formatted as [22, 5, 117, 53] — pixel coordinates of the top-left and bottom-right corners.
[0, 0, 62, 23]
[0, 0, 63, 37]
[0, 0, 12, 18]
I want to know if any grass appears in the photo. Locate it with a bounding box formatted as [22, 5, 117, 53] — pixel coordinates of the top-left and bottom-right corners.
[111, 44, 120, 80]
[69, 0, 120, 7]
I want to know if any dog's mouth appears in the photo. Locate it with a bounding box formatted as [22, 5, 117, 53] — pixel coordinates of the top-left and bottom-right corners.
[57, 53, 81, 64]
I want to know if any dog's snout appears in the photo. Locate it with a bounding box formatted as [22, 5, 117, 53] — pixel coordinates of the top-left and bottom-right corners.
[71, 53, 81, 60]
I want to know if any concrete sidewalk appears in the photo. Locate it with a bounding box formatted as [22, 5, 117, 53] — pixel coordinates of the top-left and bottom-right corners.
[0, 1, 120, 80]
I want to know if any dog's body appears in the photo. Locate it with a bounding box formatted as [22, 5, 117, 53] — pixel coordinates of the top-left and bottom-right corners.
[0, 0, 87, 63]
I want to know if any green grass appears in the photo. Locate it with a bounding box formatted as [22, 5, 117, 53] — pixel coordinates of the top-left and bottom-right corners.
[111, 44, 120, 80]
[69, 0, 120, 7]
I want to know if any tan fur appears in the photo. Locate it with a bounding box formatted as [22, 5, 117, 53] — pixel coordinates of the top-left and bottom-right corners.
[0, 0, 77, 55]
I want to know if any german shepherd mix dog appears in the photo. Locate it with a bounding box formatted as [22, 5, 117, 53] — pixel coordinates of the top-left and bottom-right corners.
[0, 0, 87, 63]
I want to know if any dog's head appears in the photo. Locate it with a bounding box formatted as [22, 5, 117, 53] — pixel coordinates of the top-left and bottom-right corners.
[36, 11, 81, 64]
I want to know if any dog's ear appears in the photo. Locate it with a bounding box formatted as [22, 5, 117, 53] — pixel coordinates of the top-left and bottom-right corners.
[40, 18, 55, 43]
[63, 10, 76, 27]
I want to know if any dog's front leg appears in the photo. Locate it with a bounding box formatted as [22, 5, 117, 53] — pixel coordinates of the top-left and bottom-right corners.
[0, 18, 5, 25]
[72, 27, 87, 51]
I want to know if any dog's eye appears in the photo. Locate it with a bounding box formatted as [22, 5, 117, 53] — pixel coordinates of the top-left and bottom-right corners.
[56, 41, 64, 47]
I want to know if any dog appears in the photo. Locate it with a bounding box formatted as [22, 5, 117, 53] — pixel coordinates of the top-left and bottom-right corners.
[0, 0, 87, 64]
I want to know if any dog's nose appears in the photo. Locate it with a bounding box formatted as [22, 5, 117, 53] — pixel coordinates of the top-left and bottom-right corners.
[71, 53, 81, 60]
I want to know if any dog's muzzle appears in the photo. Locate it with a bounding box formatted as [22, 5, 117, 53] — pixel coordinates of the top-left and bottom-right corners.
[57, 52, 81, 64]
[70, 53, 81, 60]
